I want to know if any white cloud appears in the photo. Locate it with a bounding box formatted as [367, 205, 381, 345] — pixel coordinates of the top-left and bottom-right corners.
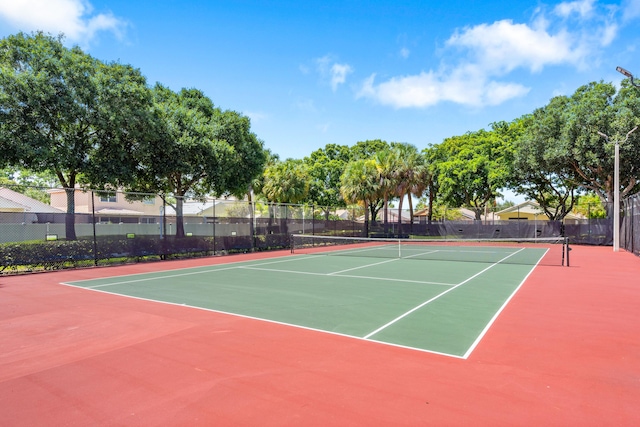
[358, 12, 607, 109]
[357, 69, 530, 109]
[313, 55, 353, 91]
[330, 63, 353, 91]
[446, 19, 583, 73]
[554, 0, 596, 18]
[0, 0, 126, 46]
[399, 47, 410, 59]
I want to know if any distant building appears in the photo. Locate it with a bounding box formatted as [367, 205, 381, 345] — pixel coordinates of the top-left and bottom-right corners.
[0, 187, 63, 223]
[495, 201, 585, 221]
[48, 188, 163, 224]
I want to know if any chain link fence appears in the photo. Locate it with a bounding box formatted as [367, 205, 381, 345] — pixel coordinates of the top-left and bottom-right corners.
[1, 185, 632, 273]
[0, 187, 363, 274]
[622, 192, 640, 256]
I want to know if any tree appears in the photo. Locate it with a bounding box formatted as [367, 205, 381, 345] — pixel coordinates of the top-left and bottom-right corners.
[421, 146, 440, 223]
[131, 84, 265, 237]
[261, 158, 310, 204]
[389, 143, 425, 231]
[350, 139, 390, 160]
[0, 32, 154, 239]
[373, 149, 401, 233]
[432, 127, 512, 220]
[260, 158, 309, 234]
[509, 107, 581, 220]
[562, 81, 640, 218]
[573, 192, 607, 219]
[340, 158, 380, 236]
[303, 144, 351, 219]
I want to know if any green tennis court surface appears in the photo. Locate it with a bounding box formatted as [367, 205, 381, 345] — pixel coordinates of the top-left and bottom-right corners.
[63, 246, 550, 358]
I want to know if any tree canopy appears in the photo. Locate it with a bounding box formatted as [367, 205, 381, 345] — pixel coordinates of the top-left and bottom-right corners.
[431, 125, 512, 220]
[3, 30, 640, 230]
[130, 84, 265, 237]
[0, 32, 154, 238]
[304, 144, 351, 218]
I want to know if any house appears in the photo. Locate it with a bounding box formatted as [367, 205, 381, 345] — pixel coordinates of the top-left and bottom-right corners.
[0, 187, 64, 223]
[413, 207, 492, 222]
[48, 188, 163, 224]
[495, 201, 584, 221]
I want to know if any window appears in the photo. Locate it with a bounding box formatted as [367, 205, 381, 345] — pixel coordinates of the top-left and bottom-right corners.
[100, 193, 117, 203]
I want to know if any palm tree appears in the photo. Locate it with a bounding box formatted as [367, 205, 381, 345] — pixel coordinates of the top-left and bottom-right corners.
[373, 149, 400, 235]
[260, 158, 309, 235]
[390, 143, 423, 234]
[340, 159, 379, 236]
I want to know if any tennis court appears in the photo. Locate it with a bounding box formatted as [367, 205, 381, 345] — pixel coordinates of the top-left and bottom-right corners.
[3, 242, 640, 426]
[62, 236, 567, 358]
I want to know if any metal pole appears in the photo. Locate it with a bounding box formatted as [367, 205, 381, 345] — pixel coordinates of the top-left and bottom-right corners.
[598, 126, 637, 252]
[91, 191, 98, 266]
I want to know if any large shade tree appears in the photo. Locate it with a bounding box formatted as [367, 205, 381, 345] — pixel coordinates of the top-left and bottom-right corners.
[303, 144, 351, 219]
[562, 81, 640, 218]
[432, 126, 512, 220]
[0, 32, 154, 239]
[510, 106, 582, 220]
[131, 84, 265, 237]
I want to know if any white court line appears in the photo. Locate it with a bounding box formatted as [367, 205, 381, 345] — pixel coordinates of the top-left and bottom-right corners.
[327, 258, 399, 275]
[82, 256, 323, 289]
[57, 281, 466, 359]
[461, 247, 548, 359]
[238, 265, 454, 286]
[363, 247, 526, 340]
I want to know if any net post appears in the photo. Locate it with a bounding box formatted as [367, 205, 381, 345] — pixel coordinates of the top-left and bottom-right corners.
[565, 237, 570, 267]
[290, 234, 294, 254]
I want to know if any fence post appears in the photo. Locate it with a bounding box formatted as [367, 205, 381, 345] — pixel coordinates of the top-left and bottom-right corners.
[91, 191, 98, 266]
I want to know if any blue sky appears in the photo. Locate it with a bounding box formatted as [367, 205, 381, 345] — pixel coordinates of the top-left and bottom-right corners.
[1, 0, 639, 165]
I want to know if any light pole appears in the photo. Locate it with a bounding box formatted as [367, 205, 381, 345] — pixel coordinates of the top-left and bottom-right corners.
[597, 126, 638, 251]
[616, 66, 640, 88]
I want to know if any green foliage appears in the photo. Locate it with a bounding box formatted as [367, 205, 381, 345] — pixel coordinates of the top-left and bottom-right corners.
[260, 158, 310, 204]
[431, 127, 512, 219]
[130, 84, 265, 237]
[509, 107, 581, 220]
[573, 193, 607, 218]
[350, 139, 390, 160]
[0, 32, 155, 239]
[430, 203, 464, 221]
[340, 158, 382, 225]
[304, 144, 351, 217]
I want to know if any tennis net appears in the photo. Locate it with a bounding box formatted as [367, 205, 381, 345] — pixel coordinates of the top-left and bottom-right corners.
[290, 234, 570, 266]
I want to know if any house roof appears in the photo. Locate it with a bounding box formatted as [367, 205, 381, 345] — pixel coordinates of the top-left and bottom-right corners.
[163, 201, 225, 216]
[496, 200, 585, 219]
[95, 208, 146, 215]
[0, 195, 28, 211]
[0, 187, 64, 213]
[496, 200, 545, 215]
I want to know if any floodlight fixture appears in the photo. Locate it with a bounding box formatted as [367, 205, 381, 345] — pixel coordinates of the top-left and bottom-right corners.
[616, 66, 640, 88]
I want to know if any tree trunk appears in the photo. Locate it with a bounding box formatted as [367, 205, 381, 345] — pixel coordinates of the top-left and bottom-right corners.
[65, 187, 77, 240]
[397, 195, 404, 236]
[363, 200, 369, 237]
[175, 196, 185, 238]
[427, 186, 435, 224]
